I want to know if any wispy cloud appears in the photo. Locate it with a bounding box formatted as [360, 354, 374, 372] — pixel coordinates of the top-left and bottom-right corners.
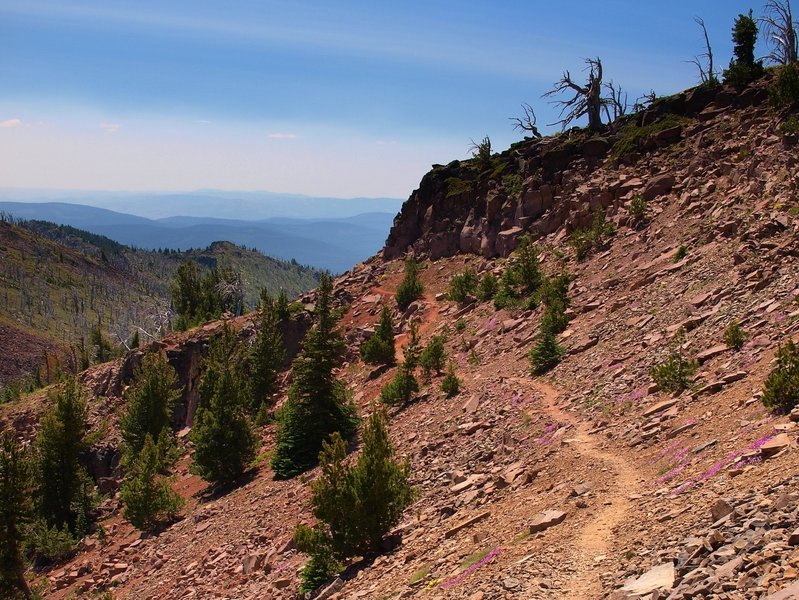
[99, 123, 121, 133]
[0, 118, 22, 129]
[268, 132, 298, 140]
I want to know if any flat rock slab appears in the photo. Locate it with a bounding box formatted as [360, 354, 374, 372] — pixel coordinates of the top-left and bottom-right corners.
[760, 433, 792, 458]
[529, 510, 567, 533]
[764, 581, 799, 599]
[643, 398, 678, 418]
[621, 562, 676, 595]
[444, 511, 491, 539]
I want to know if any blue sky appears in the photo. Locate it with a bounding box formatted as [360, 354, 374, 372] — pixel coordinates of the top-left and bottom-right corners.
[0, 1, 768, 197]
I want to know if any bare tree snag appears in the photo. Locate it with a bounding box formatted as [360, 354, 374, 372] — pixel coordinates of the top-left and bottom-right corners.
[510, 102, 542, 138]
[543, 57, 606, 131]
[760, 0, 798, 64]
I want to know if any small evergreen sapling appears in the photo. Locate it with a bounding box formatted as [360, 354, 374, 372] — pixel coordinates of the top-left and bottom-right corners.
[359, 306, 396, 366]
[419, 335, 447, 379]
[649, 329, 698, 394]
[395, 257, 424, 311]
[762, 340, 799, 413]
[294, 408, 415, 593]
[441, 363, 461, 397]
[121, 434, 184, 531]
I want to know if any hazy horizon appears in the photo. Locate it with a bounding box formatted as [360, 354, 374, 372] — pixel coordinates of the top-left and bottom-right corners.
[1, 1, 764, 197]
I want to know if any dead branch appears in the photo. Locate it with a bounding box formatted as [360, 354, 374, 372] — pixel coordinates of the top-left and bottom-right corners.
[510, 103, 542, 138]
[543, 57, 605, 131]
[760, 0, 798, 64]
[689, 16, 718, 85]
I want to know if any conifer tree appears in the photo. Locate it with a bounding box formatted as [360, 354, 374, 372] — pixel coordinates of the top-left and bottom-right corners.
[120, 353, 181, 464]
[380, 322, 420, 406]
[249, 293, 285, 411]
[294, 408, 415, 592]
[395, 257, 424, 311]
[190, 326, 258, 484]
[121, 434, 184, 531]
[359, 306, 396, 366]
[271, 274, 357, 479]
[724, 9, 765, 86]
[0, 432, 34, 599]
[35, 377, 93, 535]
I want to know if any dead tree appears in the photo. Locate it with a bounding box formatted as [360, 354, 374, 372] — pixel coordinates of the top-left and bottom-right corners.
[509, 102, 542, 138]
[603, 80, 628, 121]
[544, 57, 606, 131]
[760, 0, 798, 64]
[632, 90, 657, 113]
[689, 17, 718, 85]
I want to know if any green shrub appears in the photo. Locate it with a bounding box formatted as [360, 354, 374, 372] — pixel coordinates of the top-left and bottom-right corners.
[780, 116, 799, 135]
[628, 194, 648, 224]
[396, 257, 424, 311]
[24, 520, 77, 565]
[529, 331, 564, 375]
[190, 326, 258, 484]
[476, 272, 498, 301]
[380, 368, 419, 407]
[762, 340, 799, 413]
[771, 63, 799, 107]
[570, 211, 616, 261]
[441, 364, 461, 397]
[455, 318, 467, 332]
[674, 244, 688, 262]
[447, 269, 477, 303]
[502, 174, 523, 196]
[723, 321, 746, 350]
[469, 136, 493, 171]
[121, 434, 184, 531]
[419, 335, 447, 378]
[360, 307, 396, 366]
[294, 409, 415, 592]
[445, 177, 473, 198]
[649, 330, 698, 394]
[610, 114, 688, 160]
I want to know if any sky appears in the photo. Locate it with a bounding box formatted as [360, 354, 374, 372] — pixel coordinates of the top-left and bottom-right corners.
[0, 0, 771, 199]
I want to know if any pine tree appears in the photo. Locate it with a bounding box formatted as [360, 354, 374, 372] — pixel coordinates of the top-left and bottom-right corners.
[724, 9, 764, 86]
[190, 326, 258, 484]
[249, 294, 285, 411]
[34, 377, 93, 535]
[294, 408, 415, 592]
[0, 433, 34, 599]
[271, 274, 358, 479]
[762, 340, 799, 413]
[121, 434, 184, 531]
[419, 335, 447, 378]
[529, 330, 564, 375]
[359, 306, 396, 366]
[441, 363, 461, 397]
[380, 323, 421, 406]
[395, 257, 424, 311]
[120, 352, 181, 464]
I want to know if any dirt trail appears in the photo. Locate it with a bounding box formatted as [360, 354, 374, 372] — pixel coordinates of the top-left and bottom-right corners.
[509, 376, 641, 599]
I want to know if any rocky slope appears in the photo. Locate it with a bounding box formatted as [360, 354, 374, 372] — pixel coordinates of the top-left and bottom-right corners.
[2, 75, 799, 600]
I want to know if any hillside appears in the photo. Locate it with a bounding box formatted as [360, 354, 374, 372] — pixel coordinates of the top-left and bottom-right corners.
[0, 219, 321, 385]
[1, 73, 799, 600]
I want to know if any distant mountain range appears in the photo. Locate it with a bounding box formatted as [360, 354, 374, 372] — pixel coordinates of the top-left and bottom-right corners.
[0, 189, 404, 221]
[0, 199, 400, 273]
